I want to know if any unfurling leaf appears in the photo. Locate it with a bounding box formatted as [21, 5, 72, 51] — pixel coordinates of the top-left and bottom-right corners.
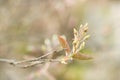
[78, 41, 85, 51]
[72, 53, 93, 60]
[58, 36, 71, 56]
[83, 27, 88, 32]
[73, 28, 78, 36]
[83, 35, 90, 40]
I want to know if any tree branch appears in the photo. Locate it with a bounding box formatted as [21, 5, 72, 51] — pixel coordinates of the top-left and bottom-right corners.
[0, 49, 63, 68]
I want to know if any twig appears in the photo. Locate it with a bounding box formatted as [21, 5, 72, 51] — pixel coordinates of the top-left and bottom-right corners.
[16, 48, 63, 64]
[0, 58, 61, 68]
[16, 59, 61, 68]
[0, 49, 63, 68]
[0, 58, 16, 64]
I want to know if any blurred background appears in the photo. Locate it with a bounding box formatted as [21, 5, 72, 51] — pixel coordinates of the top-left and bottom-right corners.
[0, 0, 120, 80]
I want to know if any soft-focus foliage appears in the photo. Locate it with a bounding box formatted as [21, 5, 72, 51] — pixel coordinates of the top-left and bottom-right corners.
[0, 0, 120, 80]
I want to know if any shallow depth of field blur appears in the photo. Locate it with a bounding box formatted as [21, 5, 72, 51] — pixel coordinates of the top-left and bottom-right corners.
[0, 0, 120, 80]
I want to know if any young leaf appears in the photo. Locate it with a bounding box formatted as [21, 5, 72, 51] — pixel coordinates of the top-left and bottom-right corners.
[72, 53, 93, 60]
[58, 36, 71, 56]
[78, 41, 85, 51]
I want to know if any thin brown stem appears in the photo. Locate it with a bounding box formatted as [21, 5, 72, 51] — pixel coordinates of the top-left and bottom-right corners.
[0, 49, 63, 68]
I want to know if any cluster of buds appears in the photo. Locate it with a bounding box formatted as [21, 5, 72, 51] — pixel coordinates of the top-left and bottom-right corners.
[58, 23, 93, 64]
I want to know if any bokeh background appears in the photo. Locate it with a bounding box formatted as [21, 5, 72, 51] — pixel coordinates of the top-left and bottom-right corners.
[0, 0, 120, 80]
